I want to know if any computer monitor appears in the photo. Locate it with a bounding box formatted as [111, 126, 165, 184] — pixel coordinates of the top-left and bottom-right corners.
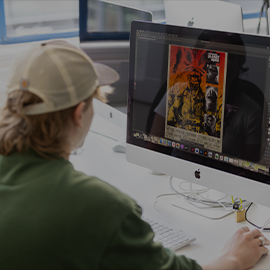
[164, 0, 244, 33]
[79, 0, 153, 41]
[126, 20, 270, 208]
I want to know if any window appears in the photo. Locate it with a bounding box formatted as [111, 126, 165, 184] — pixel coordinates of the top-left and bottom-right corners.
[0, 0, 79, 44]
[0, 1, 268, 44]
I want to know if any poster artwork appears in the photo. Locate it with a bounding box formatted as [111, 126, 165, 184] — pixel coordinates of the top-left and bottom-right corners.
[165, 45, 227, 152]
[206, 52, 220, 85]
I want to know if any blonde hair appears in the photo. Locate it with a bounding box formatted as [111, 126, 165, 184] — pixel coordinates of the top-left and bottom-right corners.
[0, 86, 110, 159]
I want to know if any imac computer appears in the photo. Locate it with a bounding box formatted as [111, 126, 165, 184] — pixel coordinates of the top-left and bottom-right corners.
[164, 0, 244, 33]
[126, 20, 270, 208]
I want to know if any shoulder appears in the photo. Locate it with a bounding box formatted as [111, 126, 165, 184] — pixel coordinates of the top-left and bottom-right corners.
[13, 152, 138, 216]
[52, 161, 137, 215]
[240, 93, 262, 115]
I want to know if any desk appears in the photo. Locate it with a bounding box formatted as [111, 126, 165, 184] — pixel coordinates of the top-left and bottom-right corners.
[70, 114, 270, 270]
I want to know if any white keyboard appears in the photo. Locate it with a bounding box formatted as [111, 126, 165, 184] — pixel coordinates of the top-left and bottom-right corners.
[142, 216, 196, 250]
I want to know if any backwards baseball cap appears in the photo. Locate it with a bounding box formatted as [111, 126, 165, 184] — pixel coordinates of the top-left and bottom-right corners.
[6, 40, 119, 115]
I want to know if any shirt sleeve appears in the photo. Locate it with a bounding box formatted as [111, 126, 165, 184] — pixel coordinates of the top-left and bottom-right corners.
[99, 204, 202, 270]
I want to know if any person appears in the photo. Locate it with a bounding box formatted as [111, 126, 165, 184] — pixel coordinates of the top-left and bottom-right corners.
[205, 86, 218, 113]
[203, 114, 216, 136]
[0, 40, 268, 270]
[221, 52, 263, 162]
[206, 64, 219, 85]
[167, 68, 205, 133]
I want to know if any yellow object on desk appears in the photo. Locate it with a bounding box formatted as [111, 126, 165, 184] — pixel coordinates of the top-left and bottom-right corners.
[235, 209, 246, 223]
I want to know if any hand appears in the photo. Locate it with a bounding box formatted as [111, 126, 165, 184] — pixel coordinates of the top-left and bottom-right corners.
[201, 226, 270, 270]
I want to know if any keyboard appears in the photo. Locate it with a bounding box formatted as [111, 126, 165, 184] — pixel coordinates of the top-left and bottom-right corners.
[142, 216, 196, 250]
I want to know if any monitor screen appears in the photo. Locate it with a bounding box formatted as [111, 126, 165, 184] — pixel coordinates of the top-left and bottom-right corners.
[80, 0, 152, 41]
[126, 21, 270, 207]
[87, 0, 153, 32]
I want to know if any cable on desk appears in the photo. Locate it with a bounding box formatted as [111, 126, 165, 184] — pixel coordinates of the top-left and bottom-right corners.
[245, 202, 270, 231]
[154, 177, 248, 227]
[154, 193, 184, 231]
[155, 188, 231, 221]
[90, 130, 118, 141]
[169, 176, 237, 209]
[154, 176, 238, 225]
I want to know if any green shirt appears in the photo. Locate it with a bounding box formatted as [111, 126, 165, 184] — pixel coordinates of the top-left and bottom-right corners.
[0, 150, 202, 270]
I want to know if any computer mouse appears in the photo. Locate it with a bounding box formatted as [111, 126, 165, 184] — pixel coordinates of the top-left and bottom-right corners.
[112, 140, 126, 153]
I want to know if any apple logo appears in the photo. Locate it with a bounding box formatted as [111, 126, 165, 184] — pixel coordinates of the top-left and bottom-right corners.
[194, 169, 200, 179]
[188, 17, 194, 27]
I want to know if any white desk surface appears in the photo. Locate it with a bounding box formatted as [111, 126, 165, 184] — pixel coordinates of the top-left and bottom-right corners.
[70, 113, 270, 269]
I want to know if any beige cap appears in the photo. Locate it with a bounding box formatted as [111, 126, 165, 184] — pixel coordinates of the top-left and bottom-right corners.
[6, 40, 119, 115]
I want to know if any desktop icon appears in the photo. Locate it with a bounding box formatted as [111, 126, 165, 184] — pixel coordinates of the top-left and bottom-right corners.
[208, 152, 212, 158]
[199, 150, 203, 155]
[176, 143, 180, 149]
[180, 144, 184, 150]
[224, 156, 228, 162]
[249, 163, 255, 171]
[184, 146, 188, 151]
[164, 140, 168, 145]
[239, 160, 243, 166]
[159, 138, 163, 144]
[168, 141, 172, 146]
[243, 161, 248, 168]
[195, 148, 199, 154]
[234, 159, 239, 166]
[172, 142, 176, 147]
[229, 158, 233, 164]
[220, 155, 224, 161]
[204, 151, 208, 156]
[215, 153, 219, 159]
[191, 147, 195, 152]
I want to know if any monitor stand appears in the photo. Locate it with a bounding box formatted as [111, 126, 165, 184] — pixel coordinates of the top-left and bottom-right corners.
[170, 179, 245, 220]
[171, 195, 234, 220]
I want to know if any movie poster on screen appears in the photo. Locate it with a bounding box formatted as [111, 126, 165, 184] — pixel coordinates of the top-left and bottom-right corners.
[165, 45, 227, 152]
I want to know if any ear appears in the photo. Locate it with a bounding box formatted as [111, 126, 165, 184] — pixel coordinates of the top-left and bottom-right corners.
[72, 101, 86, 128]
